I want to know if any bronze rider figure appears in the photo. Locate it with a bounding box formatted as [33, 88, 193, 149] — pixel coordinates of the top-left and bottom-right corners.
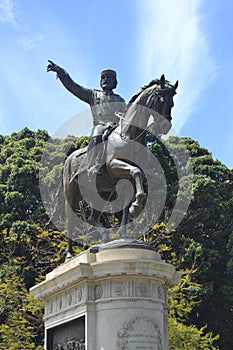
[47, 61, 126, 177]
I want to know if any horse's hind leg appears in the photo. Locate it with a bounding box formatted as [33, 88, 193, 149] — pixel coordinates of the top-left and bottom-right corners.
[88, 191, 111, 243]
[65, 200, 75, 259]
[64, 179, 81, 259]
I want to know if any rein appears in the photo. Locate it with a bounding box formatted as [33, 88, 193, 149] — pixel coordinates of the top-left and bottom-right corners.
[112, 90, 168, 142]
[115, 113, 155, 142]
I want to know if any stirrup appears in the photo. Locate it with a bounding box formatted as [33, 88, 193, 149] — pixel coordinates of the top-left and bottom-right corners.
[88, 164, 103, 178]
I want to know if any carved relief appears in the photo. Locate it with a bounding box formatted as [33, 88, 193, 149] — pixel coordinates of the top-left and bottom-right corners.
[46, 278, 166, 320]
[77, 288, 82, 302]
[113, 281, 127, 296]
[111, 279, 165, 300]
[94, 285, 103, 299]
[48, 301, 53, 314]
[116, 314, 162, 350]
[58, 297, 63, 310]
[46, 287, 86, 318]
[48, 316, 85, 350]
[157, 286, 164, 300]
[67, 293, 72, 306]
[53, 337, 85, 350]
[151, 282, 158, 298]
[136, 281, 149, 297]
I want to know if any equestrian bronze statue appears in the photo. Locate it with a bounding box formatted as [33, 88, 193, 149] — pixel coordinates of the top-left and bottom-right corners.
[47, 63, 178, 257]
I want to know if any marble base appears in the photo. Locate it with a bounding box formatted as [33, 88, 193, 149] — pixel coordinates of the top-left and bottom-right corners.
[31, 243, 181, 350]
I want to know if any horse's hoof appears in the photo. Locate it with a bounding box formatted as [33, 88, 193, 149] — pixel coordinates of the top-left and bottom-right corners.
[129, 203, 142, 217]
[102, 238, 110, 244]
[136, 192, 146, 202]
[65, 252, 73, 261]
[120, 233, 130, 240]
[101, 232, 110, 243]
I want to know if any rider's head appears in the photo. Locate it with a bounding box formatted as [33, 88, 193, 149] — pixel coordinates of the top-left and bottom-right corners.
[100, 69, 117, 91]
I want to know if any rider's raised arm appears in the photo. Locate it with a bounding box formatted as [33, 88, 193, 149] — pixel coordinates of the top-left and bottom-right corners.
[56, 68, 94, 104]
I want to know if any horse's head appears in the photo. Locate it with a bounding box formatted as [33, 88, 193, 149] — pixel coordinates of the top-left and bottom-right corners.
[139, 74, 178, 134]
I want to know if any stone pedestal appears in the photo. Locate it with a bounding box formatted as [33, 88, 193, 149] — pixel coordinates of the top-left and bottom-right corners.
[31, 243, 180, 350]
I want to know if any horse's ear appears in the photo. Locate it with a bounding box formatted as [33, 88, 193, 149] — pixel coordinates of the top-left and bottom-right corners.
[174, 80, 178, 90]
[160, 74, 165, 88]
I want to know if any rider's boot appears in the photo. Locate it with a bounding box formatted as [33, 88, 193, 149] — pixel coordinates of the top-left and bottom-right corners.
[87, 135, 103, 178]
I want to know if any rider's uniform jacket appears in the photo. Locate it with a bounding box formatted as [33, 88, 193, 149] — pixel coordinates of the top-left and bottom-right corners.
[57, 69, 126, 135]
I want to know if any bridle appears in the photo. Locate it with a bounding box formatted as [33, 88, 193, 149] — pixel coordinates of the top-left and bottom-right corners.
[116, 92, 171, 142]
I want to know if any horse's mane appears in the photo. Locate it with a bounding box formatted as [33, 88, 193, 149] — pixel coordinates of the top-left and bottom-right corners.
[126, 77, 175, 112]
[128, 79, 159, 105]
[128, 77, 174, 103]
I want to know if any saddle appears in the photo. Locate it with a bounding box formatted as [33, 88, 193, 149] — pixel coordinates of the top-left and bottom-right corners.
[69, 119, 120, 183]
[102, 112, 124, 141]
[102, 121, 118, 141]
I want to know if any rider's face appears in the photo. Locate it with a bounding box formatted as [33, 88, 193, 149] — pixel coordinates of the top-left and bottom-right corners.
[100, 74, 116, 91]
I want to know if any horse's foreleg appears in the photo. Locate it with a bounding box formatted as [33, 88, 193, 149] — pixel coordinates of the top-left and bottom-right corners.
[129, 168, 146, 217]
[107, 159, 146, 217]
[118, 203, 131, 239]
[88, 208, 110, 243]
[131, 168, 146, 202]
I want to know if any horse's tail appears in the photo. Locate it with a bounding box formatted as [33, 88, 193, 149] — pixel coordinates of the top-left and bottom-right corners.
[46, 179, 65, 228]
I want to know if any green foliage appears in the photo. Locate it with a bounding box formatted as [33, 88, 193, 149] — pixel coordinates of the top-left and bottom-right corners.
[0, 129, 232, 349]
[173, 139, 233, 350]
[0, 128, 84, 348]
[168, 319, 219, 350]
[0, 260, 44, 349]
[146, 223, 220, 349]
[168, 269, 219, 349]
[148, 137, 233, 349]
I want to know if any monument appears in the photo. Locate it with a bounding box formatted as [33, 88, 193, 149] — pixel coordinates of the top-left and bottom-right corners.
[31, 243, 180, 350]
[31, 62, 180, 349]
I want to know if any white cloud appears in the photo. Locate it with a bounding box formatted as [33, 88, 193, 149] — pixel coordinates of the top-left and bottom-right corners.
[17, 35, 43, 52]
[0, 0, 17, 26]
[137, 0, 217, 131]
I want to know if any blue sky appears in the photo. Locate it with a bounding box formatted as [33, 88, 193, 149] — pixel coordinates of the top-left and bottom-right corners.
[0, 0, 233, 168]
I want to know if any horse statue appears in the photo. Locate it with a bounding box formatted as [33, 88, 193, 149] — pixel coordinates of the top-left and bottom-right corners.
[60, 74, 178, 257]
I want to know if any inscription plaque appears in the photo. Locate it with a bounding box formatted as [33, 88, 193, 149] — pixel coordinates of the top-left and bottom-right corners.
[117, 315, 162, 350]
[47, 316, 85, 350]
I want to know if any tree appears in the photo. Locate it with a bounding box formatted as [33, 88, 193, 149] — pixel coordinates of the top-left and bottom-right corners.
[150, 137, 233, 350]
[0, 129, 85, 347]
[0, 259, 44, 350]
[168, 269, 219, 350]
[0, 129, 232, 349]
